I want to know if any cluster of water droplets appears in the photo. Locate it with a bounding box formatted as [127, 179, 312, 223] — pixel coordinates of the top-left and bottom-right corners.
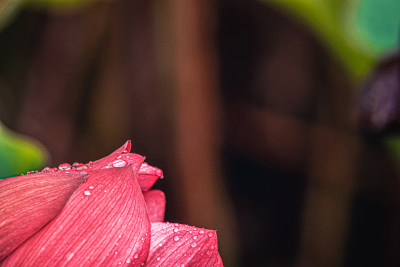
[150, 222, 217, 266]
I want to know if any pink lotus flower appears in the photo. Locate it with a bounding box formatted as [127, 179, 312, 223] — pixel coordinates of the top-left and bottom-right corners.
[0, 141, 223, 266]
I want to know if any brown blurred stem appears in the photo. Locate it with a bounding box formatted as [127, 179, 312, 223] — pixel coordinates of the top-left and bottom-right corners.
[164, 0, 238, 265]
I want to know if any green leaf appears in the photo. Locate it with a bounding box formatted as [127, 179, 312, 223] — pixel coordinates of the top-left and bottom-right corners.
[263, 0, 375, 80]
[345, 0, 400, 54]
[0, 123, 48, 179]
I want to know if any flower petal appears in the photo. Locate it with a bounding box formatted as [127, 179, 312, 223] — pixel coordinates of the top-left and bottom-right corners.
[98, 153, 144, 174]
[0, 172, 87, 261]
[147, 222, 224, 266]
[2, 166, 151, 266]
[87, 141, 132, 170]
[143, 190, 166, 222]
[45, 141, 163, 191]
[138, 163, 163, 191]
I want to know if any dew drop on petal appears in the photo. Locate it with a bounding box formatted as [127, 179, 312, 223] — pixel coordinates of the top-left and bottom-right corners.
[174, 236, 180, 241]
[58, 163, 71, 170]
[84, 190, 91, 196]
[191, 243, 197, 248]
[134, 254, 139, 259]
[42, 167, 53, 173]
[193, 236, 198, 240]
[157, 257, 160, 261]
[89, 185, 94, 189]
[126, 259, 131, 263]
[112, 159, 127, 167]
[66, 253, 74, 261]
[77, 164, 88, 170]
[199, 230, 204, 234]
[208, 233, 213, 237]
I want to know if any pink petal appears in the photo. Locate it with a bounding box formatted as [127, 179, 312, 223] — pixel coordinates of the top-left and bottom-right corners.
[0, 172, 87, 261]
[3, 166, 151, 266]
[42, 141, 163, 191]
[99, 153, 144, 174]
[143, 190, 166, 222]
[87, 141, 132, 170]
[138, 163, 164, 191]
[147, 222, 224, 266]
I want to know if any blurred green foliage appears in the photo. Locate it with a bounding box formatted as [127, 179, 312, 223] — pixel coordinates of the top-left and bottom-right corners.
[0, 123, 47, 179]
[0, 0, 94, 31]
[350, 0, 400, 53]
[265, 0, 400, 81]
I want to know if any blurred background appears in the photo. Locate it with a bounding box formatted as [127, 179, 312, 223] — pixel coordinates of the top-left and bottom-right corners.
[1, 0, 400, 266]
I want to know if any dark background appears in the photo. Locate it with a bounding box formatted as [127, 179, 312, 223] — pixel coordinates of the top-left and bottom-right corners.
[1, 0, 400, 266]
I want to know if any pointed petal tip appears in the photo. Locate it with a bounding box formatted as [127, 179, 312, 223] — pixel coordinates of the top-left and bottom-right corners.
[138, 163, 164, 191]
[123, 140, 132, 153]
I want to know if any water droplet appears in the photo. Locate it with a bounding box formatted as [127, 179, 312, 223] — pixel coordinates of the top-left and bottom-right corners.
[126, 259, 131, 263]
[158, 243, 163, 247]
[206, 251, 211, 255]
[66, 252, 74, 261]
[89, 185, 94, 189]
[104, 190, 107, 193]
[117, 155, 122, 159]
[77, 164, 88, 170]
[191, 243, 197, 247]
[174, 236, 180, 241]
[112, 159, 127, 168]
[72, 162, 80, 167]
[174, 228, 178, 233]
[42, 167, 53, 173]
[157, 257, 161, 261]
[208, 233, 213, 237]
[118, 262, 122, 265]
[115, 251, 118, 255]
[58, 163, 71, 170]
[181, 264, 185, 267]
[193, 236, 198, 240]
[199, 230, 204, 234]
[84, 190, 91, 196]
[134, 254, 139, 259]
